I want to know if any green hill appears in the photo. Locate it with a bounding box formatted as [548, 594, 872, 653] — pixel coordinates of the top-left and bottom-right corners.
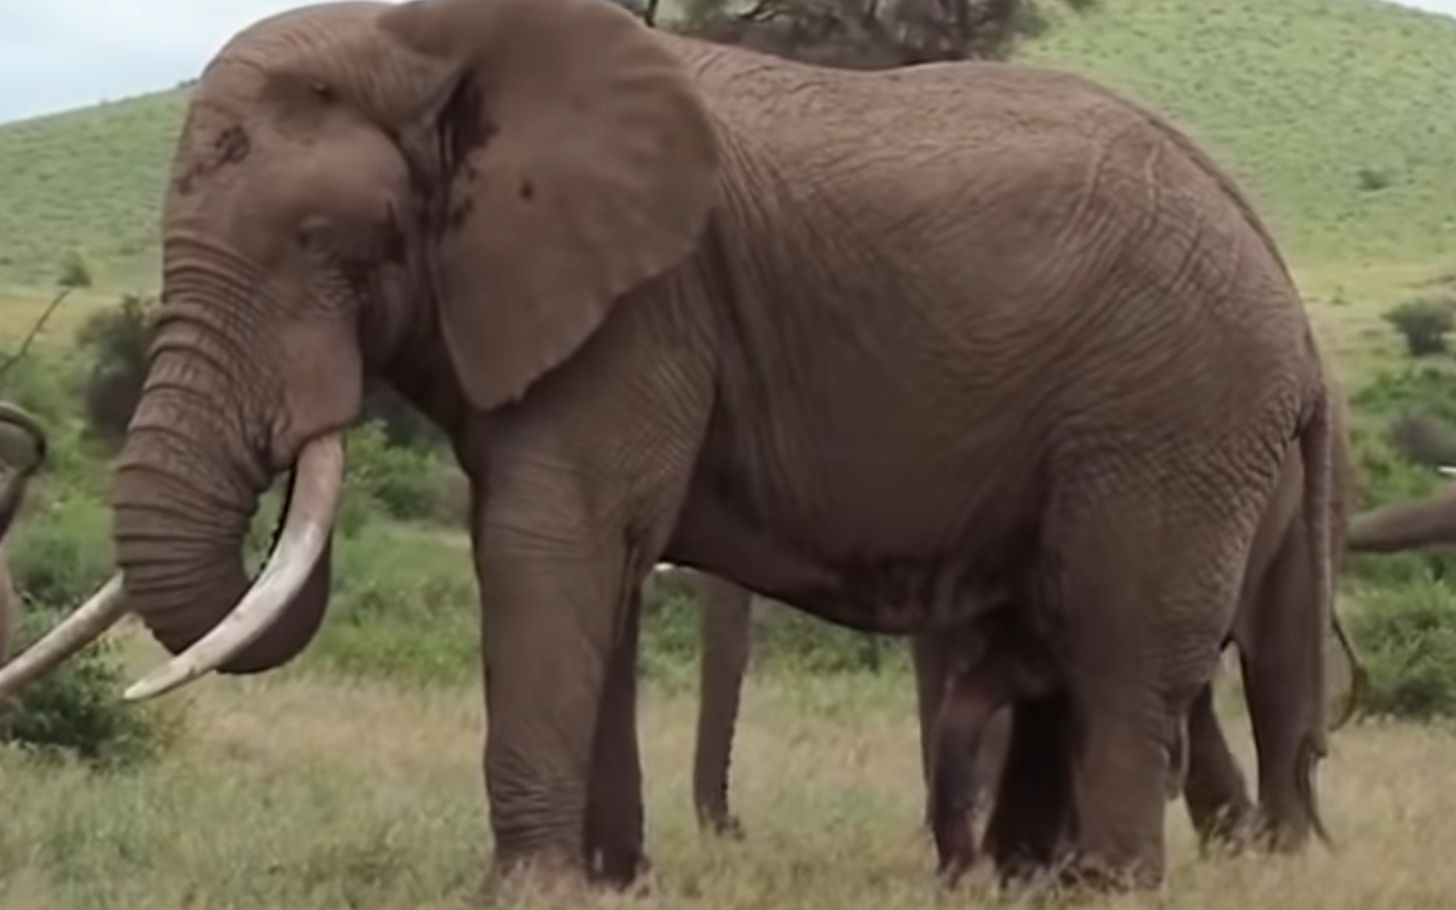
[0, 0, 1454, 298]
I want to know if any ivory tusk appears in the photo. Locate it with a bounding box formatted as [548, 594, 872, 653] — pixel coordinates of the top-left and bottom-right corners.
[123, 432, 345, 703]
[0, 573, 127, 703]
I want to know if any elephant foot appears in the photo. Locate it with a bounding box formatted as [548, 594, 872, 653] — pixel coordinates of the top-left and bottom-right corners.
[588, 844, 654, 890]
[478, 849, 593, 908]
[932, 807, 977, 887]
[698, 807, 746, 841]
[1054, 852, 1161, 895]
[1194, 800, 1257, 857]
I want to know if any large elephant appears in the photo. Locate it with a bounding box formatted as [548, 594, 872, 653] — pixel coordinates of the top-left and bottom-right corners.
[0, 402, 49, 666]
[0, 0, 1343, 893]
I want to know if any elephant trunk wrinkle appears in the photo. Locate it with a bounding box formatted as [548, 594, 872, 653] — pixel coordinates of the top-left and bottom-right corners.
[112, 312, 320, 672]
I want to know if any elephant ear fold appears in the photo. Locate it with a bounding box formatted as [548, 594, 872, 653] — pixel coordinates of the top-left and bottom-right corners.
[381, 0, 721, 410]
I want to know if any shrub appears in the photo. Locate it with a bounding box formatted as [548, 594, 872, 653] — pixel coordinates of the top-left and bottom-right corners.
[305, 523, 479, 684]
[1382, 297, 1455, 356]
[1356, 166, 1393, 192]
[0, 608, 180, 767]
[57, 248, 93, 289]
[8, 494, 114, 611]
[1386, 412, 1456, 468]
[346, 421, 460, 525]
[75, 293, 156, 448]
[1349, 576, 1456, 719]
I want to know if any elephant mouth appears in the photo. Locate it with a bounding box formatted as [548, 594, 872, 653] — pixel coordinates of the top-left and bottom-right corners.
[0, 432, 346, 704]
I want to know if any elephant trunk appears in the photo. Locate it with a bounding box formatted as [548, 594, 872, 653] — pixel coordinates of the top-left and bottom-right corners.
[111, 328, 333, 676]
[1346, 486, 1456, 553]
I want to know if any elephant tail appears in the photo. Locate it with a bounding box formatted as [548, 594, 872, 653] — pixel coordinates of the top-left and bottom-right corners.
[1297, 380, 1338, 849]
[1325, 402, 1368, 732]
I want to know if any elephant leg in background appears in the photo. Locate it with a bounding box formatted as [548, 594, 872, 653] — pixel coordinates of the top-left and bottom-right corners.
[690, 570, 753, 837]
[1237, 506, 1330, 852]
[1180, 679, 1257, 850]
[584, 586, 648, 885]
[924, 615, 1055, 882]
[911, 631, 956, 827]
[983, 693, 1076, 882]
[0, 539, 13, 667]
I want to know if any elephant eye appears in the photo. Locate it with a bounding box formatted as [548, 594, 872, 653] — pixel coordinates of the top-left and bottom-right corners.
[309, 82, 335, 103]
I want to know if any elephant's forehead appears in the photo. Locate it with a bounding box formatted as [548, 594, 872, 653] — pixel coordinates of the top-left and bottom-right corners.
[210, 1, 394, 82]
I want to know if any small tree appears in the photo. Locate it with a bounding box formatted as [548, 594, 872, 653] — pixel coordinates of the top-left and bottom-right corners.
[57, 248, 93, 290]
[1383, 297, 1456, 357]
[665, 0, 1096, 69]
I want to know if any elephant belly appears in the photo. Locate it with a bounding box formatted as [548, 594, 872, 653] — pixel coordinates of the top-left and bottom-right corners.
[665, 477, 1030, 635]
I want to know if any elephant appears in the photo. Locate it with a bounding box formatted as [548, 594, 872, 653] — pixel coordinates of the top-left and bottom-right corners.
[0, 402, 49, 666]
[0, 0, 1346, 894]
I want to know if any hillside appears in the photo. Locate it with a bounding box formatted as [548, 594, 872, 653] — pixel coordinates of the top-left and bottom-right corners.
[0, 0, 1454, 298]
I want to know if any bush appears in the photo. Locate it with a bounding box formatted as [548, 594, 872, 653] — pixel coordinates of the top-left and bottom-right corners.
[1386, 412, 1456, 468]
[75, 293, 156, 449]
[8, 494, 114, 611]
[346, 421, 461, 525]
[1383, 297, 1455, 356]
[1349, 576, 1456, 719]
[305, 523, 479, 684]
[0, 608, 179, 767]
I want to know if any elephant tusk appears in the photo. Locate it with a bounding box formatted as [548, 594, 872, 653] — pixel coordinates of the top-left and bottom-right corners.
[1439, 465, 1456, 477]
[0, 573, 127, 703]
[123, 432, 345, 703]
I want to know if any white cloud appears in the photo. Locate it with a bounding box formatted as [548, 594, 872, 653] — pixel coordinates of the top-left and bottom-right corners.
[0, 0, 1453, 123]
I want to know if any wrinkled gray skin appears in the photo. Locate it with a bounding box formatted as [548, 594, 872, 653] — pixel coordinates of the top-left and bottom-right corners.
[0, 402, 49, 665]
[44, 0, 1342, 893]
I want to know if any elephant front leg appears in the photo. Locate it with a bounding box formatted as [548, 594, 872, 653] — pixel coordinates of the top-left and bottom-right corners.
[475, 497, 658, 893]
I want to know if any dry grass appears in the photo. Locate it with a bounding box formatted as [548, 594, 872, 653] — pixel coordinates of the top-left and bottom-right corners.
[3, 633, 1456, 910]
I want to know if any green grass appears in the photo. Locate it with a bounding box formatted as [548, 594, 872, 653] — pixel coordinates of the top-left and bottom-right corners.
[2, 644, 1454, 910]
[0, 90, 187, 294]
[1025, 0, 1456, 269]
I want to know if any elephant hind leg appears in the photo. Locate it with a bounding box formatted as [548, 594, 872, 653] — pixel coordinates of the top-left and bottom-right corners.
[1047, 476, 1248, 891]
[1239, 511, 1330, 853]
[928, 615, 1057, 883]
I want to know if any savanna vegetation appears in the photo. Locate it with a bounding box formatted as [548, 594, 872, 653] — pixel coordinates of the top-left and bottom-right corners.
[5, 0, 1456, 907]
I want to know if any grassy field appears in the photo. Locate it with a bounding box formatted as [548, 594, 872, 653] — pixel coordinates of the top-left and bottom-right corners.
[3, 635, 1455, 910]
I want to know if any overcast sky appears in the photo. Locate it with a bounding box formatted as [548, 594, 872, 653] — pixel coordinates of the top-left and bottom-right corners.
[2, 0, 1455, 123]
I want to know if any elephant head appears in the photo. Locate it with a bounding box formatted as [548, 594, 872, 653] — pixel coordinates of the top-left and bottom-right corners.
[0, 0, 718, 699]
[0, 401, 48, 666]
[0, 402, 47, 540]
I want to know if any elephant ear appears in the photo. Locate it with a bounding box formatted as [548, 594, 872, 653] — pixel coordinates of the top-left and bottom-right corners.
[381, 0, 721, 409]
